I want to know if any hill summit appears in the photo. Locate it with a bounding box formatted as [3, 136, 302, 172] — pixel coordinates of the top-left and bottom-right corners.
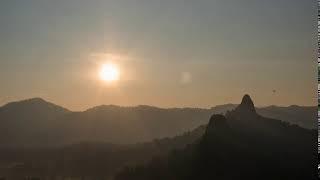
[226, 94, 259, 121]
[237, 94, 256, 112]
[233, 94, 256, 114]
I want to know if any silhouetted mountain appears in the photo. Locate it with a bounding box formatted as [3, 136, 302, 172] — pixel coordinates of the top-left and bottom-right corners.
[0, 95, 316, 179]
[0, 97, 316, 147]
[115, 95, 317, 180]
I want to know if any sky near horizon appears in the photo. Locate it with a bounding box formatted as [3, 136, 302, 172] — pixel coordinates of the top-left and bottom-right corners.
[0, 0, 317, 110]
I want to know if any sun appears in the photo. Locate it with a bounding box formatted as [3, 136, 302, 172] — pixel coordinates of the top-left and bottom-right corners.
[99, 63, 120, 82]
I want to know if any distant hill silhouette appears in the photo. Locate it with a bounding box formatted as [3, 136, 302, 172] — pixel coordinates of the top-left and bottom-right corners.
[257, 105, 316, 130]
[0, 98, 71, 146]
[115, 95, 317, 180]
[0, 97, 316, 147]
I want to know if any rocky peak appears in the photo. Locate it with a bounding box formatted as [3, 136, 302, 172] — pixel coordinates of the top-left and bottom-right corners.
[235, 94, 256, 114]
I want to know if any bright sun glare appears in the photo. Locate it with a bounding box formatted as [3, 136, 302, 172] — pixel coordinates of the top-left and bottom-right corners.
[99, 63, 120, 82]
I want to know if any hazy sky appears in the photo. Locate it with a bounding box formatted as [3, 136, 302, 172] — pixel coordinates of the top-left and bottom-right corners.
[0, 0, 317, 110]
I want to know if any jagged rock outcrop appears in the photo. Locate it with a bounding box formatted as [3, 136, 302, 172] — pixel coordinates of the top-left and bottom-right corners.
[235, 94, 256, 113]
[226, 94, 259, 121]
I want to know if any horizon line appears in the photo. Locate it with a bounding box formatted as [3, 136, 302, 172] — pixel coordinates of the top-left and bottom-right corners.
[0, 96, 316, 112]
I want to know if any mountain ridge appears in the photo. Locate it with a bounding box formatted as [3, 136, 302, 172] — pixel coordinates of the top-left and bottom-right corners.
[0, 95, 316, 179]
[1, 97, 315, 112]
[0, 96, 316, 147]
